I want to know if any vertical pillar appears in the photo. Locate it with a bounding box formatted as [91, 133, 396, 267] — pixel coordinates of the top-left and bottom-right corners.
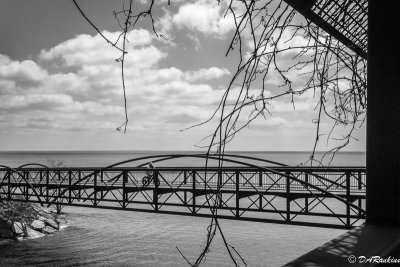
[305, 172, 309, 213]
[192, 171, 196, 214]
[286, 172, 291, 222]
[93, 172, 97, 206]
[218, 169, 222, 207]
[367, 0, 400, 225]
[235, 170, 240, 217]
[46, 170, 49, 203]
[153, 170, 159, 212]
[68, 170, 72, 204]
[183, 170, 187, 205]
[25, 171, 28, 201]
[7, 171, 11, 200]
[122, 171, 127, 208]
[346, 172, 351, 228]
[78, 171, 81, 201]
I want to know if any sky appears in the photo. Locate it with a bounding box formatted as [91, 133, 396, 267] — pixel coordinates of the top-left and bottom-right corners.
[0, 0, 366, 152]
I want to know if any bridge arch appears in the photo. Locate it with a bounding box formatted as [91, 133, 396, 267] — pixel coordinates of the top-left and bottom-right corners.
[46, 154, 365, 215]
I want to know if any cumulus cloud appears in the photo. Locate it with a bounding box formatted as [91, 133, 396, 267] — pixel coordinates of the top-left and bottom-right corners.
[184, 67, 230, 82]
[39, 30, 160, 68]
[1, 94, 73, 111]
[141, 66, 230, 84]
[172, 0, 235, 37]
[0, 28, 233, 136]
[0, 55, 48, 87]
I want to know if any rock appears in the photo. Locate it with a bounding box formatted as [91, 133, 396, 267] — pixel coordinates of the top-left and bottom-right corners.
[38, 216, 47, 221]
[56, 218, 67, 225]
[12, 222, 24, 236]
[30, 220, 45, 231]
[42, 226, 57, 234]
[0, 228, 13, 239]
[38, 211, 56, 221]
[44, 219, 59, 230]
[25, 226, 45, 239]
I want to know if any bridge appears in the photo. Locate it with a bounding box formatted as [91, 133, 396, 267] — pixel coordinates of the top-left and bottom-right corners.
[0, 154, 366, 229]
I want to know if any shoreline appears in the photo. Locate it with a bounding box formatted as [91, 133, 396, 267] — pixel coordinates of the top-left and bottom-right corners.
[0, 201, 69, 243]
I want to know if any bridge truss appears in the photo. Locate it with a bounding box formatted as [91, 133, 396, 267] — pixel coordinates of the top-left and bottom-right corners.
[0, 155, 366, 229]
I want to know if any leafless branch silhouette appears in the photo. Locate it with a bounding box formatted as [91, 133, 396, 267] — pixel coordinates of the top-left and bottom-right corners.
[72, 0, 366, 266]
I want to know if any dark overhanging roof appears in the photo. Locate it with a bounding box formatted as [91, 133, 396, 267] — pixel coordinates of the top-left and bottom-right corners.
[283, 0, 368, 59]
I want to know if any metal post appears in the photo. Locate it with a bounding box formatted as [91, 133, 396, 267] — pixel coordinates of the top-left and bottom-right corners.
[25, 171, 28, 201]
[124, 170, 128, 184]
[305, 173, 309, 212]
[346, 172, 351, 228]
[122, 171, 127, 208]
[68, 171, 72, 204]
[46, 170, 49, 203]
[57, 170, 62, 205]
[154, 170, 159, 212]
[184, 170, 187, 205]
[218, 169, 222, 207]
[192, 171, 196, 214]
[78, 171, 81, 201]
[93, 172, 97, 206]
[7, 170, 11, 200]
[367, 0, 400, 225]
[259, 171, 262, 187]
[236, 170, 240, 217]
[286, 172, 291, 222]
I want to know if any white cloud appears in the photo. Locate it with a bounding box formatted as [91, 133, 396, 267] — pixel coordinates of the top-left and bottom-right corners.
[141, 66, 230, 84]
[0, 21, 338, 152]
[0, 55, 48, 85]
[172, 0, 235, 37]
[0, 28, 232, 136]
[39, 30, 159, 68]
[1, 94, 73, 111]
[155, 7, 174, 38]
[184, 67, 230, 82]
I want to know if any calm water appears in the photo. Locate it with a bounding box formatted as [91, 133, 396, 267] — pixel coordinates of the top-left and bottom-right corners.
[0, 150, 365, 168]
[0, 151, 364, 266]
[0, 207, 346, 267]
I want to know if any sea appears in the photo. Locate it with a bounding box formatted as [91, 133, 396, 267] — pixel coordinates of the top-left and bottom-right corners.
[0, 151, 365, 266]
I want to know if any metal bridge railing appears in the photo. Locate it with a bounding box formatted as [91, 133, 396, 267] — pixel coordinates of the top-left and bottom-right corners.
[0, 166, 366, 229]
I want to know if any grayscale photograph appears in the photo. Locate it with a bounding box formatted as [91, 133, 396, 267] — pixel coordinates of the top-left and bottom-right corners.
[1, 0, 398, 266]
